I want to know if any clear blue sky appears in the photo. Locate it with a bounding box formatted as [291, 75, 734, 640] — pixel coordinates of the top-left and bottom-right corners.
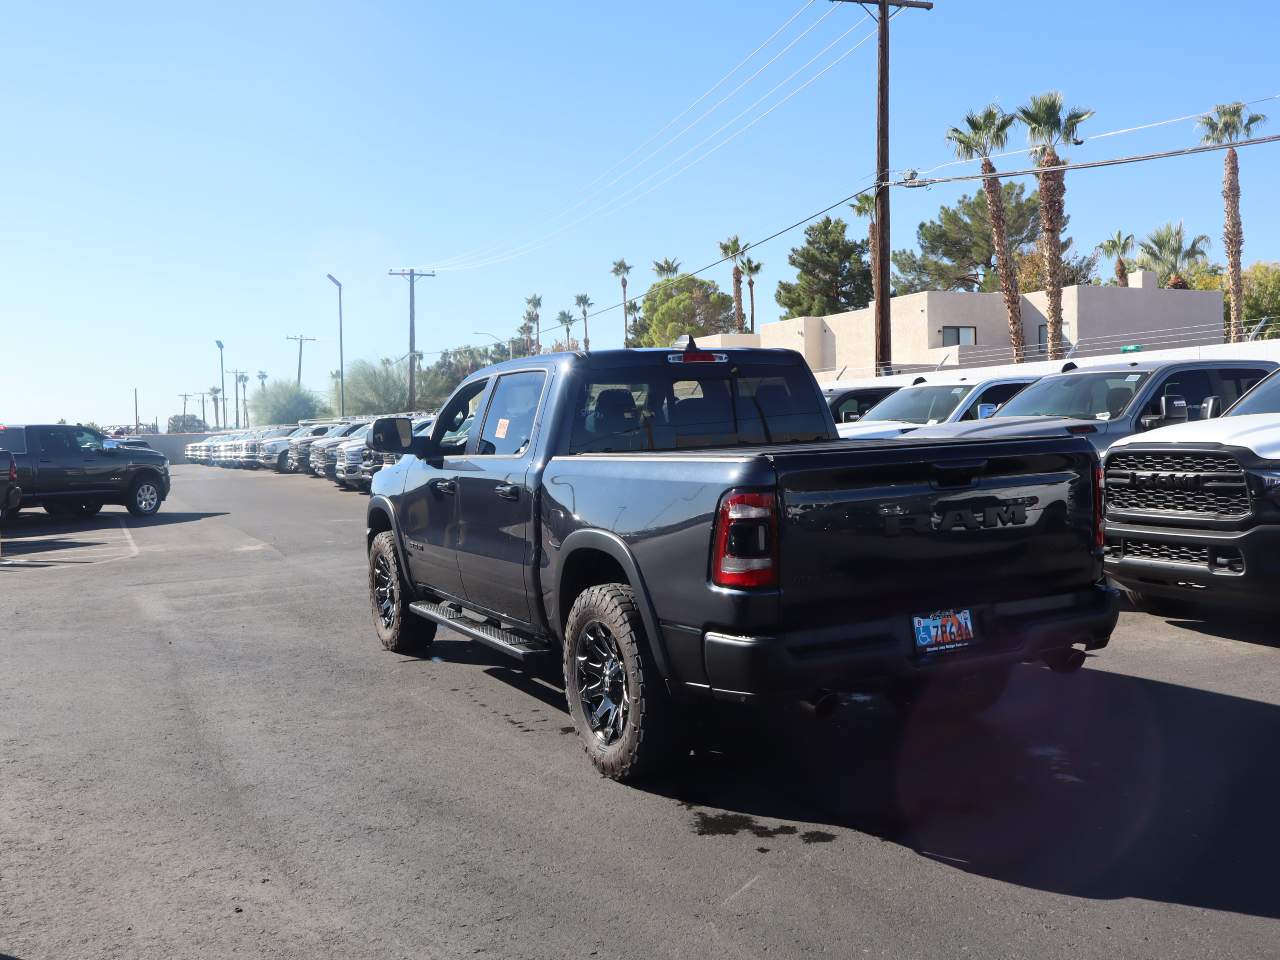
[3, 1, 1277, 426]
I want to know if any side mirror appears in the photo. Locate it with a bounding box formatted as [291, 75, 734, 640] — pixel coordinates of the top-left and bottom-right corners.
[1201, 395, 1222, 420]
[367, 417, 413, 454]
[1160, 394, 1189, 423]
[976, 403, 998, 420]
[842, 411, 861, 423]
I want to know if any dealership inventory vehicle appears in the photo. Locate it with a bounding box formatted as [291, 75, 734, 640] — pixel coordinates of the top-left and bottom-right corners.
[0, 423, 170, 517]
[259, 423, 330, 471]
[1103, 367, 1280, 610]
[288, 422, 346, 473]
[0, 449, 20, 524]
[363, 344, 1116, 781]
[823, 384, 900, 424]
[909, 359, 1276, 453]
[238, 425, 294, 468]
[836, 375, 1038, 440]
[308, 422, 368, 477]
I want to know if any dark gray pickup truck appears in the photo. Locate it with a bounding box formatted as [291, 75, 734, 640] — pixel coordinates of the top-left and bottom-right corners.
[0, 423, 170, 518]
[364, 344, 1117, 781]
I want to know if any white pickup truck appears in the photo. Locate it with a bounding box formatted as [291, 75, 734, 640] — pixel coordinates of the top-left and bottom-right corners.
[1103, 368, 1280, 610]
[836, 375, 1036, 440]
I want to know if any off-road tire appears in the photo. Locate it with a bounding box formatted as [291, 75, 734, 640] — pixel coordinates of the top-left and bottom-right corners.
[368, 531, 436, 655]
[126, 476, 162, 517]
[276, 451, 290, 472]
[563, 583, 683, 782]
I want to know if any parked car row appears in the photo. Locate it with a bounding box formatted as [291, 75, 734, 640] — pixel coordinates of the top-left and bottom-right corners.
[183, 414, 435, 493]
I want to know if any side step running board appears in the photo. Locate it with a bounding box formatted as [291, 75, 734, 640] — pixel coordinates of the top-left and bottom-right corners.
[408, 600, 552, 664]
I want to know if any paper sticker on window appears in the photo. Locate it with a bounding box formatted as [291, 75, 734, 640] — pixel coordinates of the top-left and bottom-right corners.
[495, 418, 510, 439]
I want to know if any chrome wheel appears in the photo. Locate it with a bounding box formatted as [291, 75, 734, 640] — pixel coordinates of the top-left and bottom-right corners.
[372, 552, 397, 628]
[575, 621, 630, 746]
[136, 483, 159, 513]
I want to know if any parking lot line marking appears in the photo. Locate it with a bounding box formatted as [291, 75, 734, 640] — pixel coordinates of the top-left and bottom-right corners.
[116, 519, 140, 558]
[722, 874, 760, 906]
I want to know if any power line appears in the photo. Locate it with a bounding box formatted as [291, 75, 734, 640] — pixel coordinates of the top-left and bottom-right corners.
[898, 132, 1280, 188]
[431, 0, 833, 271]
[437, 14, 882, 274]
[909, 91, 1280, 178]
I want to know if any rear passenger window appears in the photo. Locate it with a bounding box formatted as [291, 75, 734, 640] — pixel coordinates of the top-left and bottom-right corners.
[36, 428, 74, 456]
[477, 371, 545, 456]
[1213, 368, 1270, 407]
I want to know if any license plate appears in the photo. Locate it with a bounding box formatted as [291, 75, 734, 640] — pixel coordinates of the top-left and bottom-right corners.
[913, 609, 976, 654]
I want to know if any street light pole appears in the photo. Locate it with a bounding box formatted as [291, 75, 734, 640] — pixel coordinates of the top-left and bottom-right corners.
[215, 339, 226, 430]
[473, 330, 517, 360]
[389, 269, 435, 410]
[327, 274, 345, 417]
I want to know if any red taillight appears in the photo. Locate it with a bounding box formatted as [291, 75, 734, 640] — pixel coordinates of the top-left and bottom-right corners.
[712, 491, 779, 589]
[1093, 463, 1105, 550]
[667, 351, 727, 364]
[7, 459, 15, 482]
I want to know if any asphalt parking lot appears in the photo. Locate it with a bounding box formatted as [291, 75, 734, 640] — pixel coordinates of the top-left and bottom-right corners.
[2, 465, 1277, 960]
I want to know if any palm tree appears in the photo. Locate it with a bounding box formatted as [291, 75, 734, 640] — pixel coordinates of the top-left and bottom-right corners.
[555, 309, 574, 348]
[1096, 231, 1135, 287]
[611, 260, 632, 346]
[257, 370, 268, 391]
[237, 372, 251, 427]
[1137, 221, 1210, 288]
[1199, 102, 1267, 341]
[719, 236, 746, 331]
[741, 256, 762, 333]
[848, 193, 879, 306]
[525, 294, 543, 352]
[947, 104, 1025, 361]
[574, 294, 593, 351]
[652, 257, 681, 281]
[209, 386, 221, 429]
[1016, 91, 1094, 360]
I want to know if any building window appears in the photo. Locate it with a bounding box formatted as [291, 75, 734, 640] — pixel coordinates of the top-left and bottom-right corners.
[941, 326, 977, 346]
[1038, 324, 1048, 353]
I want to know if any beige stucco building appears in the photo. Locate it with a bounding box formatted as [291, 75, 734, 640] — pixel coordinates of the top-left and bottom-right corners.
[699, 271, 1225, 384]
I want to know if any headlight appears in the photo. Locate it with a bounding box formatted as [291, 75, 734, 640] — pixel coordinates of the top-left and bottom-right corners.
[1252, 469, 1280, 498]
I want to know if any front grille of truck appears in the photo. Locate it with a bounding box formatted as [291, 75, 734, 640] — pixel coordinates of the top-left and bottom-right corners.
[1120, 538, 1210, 566]
[1106, 451, 1250, 518]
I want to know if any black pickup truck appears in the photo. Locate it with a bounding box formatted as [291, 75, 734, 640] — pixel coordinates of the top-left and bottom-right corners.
[0, 423, 170, 518]
[364, 344, 1117, 781]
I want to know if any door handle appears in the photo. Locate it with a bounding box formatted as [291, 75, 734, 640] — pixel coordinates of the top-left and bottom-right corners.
[494, 483, 520, 501]
[429, 478, 456, 495]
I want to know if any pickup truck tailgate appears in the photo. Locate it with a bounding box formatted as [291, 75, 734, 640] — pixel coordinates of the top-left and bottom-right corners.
[774, 437, 1100, 632]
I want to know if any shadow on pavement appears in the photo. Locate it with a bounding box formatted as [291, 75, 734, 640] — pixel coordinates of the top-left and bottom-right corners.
[1, 510, 226, 538]
[1165, 609, 1280, 650]
[640, 663, 1279, 921]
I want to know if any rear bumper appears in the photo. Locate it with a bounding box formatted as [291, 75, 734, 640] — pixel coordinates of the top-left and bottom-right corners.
[1105, 520, 1280, 607]
[679, 584, 1119, 702]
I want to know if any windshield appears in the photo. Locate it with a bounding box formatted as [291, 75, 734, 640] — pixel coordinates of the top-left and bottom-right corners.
[860, 385, 972, 424]
[1227, 370, 1280, 416]
[997, 371, 1150, 421]
[568, 362, 829, 453]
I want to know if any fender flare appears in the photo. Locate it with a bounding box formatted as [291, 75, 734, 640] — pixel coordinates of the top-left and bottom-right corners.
[366, 495, 411, 578]
[558, 528, 670, 678]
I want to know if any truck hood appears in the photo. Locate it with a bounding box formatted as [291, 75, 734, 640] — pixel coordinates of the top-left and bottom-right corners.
[1107, 413, 1280, 460]
[907, 416, 1112, 441]
[835, 419, 919, 440]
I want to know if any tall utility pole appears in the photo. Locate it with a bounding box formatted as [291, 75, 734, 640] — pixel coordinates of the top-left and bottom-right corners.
[134, 388, 140, 434]
[388, 269, 435, 410]
[179, 393, 192, 430]
[196, 392, 208, 428]
[228, 369, 246, 429]
[285, 335, 316, 387]
[326, 274, 345, 416]
[832, 0, 931, 374]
